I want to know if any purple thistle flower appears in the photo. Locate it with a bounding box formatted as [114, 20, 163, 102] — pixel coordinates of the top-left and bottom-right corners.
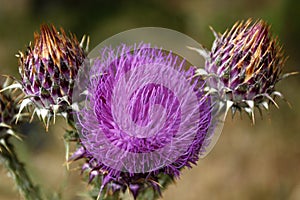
[72, 43, 213, 198]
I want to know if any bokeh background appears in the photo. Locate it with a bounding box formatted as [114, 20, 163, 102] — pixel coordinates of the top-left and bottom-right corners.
[0, 0, 300, 199]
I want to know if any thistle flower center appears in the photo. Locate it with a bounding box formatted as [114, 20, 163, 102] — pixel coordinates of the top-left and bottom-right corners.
[95, 69, 182, 153]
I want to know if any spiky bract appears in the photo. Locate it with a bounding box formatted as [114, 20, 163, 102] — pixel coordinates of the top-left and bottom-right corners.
[0, 76, 25, 151]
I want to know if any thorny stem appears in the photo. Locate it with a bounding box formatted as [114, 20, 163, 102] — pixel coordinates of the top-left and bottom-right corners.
[0, 141, 43, 200]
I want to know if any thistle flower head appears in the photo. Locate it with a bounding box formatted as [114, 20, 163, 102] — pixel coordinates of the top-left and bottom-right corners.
[0, 76, 24, 151]
[71, 43, 213, 199]
[205, 19, 287, 119]
[18, 24, 87, 129]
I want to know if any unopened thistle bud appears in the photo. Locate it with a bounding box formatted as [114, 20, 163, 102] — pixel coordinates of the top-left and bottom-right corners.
[18, 24, 88, 129]
[193, 19, 292, 121]
[0, 76, 24, 151]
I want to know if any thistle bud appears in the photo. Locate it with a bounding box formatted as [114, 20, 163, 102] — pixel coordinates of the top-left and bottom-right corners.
[0, 77, 24, 151]
[203, 19, 288, 120]
[18, 24, 87, 129]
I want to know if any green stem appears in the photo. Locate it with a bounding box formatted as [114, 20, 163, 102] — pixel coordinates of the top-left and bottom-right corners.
[0, 141, 43, 200]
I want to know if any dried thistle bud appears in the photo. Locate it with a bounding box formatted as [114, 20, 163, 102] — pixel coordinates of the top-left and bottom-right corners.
[199, 19, 291, 120]
[0, 76, 24, 151]
[18, 24, 88, 129]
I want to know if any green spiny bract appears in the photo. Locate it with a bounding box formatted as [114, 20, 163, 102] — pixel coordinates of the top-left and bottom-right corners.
[0, 76, 24, 151]
[17, 24, 88, 130]
[193, 19, 291, 121]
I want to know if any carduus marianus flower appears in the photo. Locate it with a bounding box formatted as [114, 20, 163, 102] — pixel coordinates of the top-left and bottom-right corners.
[17, 24, 88, 130]
[192, 19, 296, 122]
[0, 76, 25, 151]
[70, 43, 214, 199]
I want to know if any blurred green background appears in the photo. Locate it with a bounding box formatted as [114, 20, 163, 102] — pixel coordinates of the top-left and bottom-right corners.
[0, 0, 300, 199]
